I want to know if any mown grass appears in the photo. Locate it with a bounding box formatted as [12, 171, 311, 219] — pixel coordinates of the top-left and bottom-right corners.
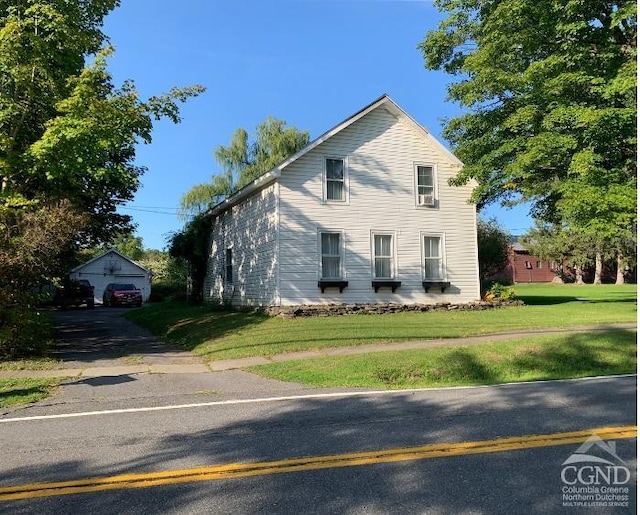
[0, 378, 65, 408]
[248, 330, 637, 389]
[126, 284, 637, 360]
[0, 357, 62, 371]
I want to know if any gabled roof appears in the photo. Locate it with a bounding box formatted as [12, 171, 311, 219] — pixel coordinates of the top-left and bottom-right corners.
[209, 94, 462, 217]
[71, 248, 151, 274]
[275, 94, 462, 171]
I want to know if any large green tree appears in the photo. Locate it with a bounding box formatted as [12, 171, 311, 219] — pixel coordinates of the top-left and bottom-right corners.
[1, 2, 204, 244]
[420, 0, 636, 270]
[179, 116, 309, 220]
[0, 1, 203, 354]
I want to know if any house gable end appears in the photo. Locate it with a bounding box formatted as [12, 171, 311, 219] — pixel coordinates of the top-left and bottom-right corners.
[71, 248, 151, 275]
[209, 95, 462, 217]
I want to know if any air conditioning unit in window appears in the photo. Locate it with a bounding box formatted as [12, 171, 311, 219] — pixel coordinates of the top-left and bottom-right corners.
[418, 194, 434, 206]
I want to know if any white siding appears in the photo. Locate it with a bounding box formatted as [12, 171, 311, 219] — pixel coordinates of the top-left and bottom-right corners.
[70, 251, 152, 303]
[204, 184, 279, 306]
[277, 106, 479, 305]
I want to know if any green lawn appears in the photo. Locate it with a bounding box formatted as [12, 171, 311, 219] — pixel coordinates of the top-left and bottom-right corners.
[248, 329, 636, 389]
[126, 284, 637, 360]
[0, 378, 65, 408]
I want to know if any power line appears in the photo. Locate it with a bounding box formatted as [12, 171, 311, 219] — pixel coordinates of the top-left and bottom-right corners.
[119, 206, 180, 215]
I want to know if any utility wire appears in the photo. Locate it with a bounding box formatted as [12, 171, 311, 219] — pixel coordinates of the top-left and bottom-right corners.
[119, 206, 180, 215]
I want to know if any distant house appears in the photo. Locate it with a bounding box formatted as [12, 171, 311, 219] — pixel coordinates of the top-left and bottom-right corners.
[203, 95, 480, 307]
[507, 243, 558, 283]
[69, 249, 152, 303]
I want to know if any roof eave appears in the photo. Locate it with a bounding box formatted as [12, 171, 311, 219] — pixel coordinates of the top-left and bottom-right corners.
[71, 248, 152, 274]
[208, 168, 282, 217]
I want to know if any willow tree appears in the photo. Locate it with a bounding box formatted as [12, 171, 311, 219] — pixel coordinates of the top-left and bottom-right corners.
[179, 117, 309, 220]
[420, 1, 636, 280]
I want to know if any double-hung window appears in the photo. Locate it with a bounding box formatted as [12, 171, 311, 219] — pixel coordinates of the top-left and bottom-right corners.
[325, 157, 346, 202]
[423, 235, 444, 280]
[372, 233, 394, 279]
[320, 232, 343, 279]
[416, 165, 435, 206]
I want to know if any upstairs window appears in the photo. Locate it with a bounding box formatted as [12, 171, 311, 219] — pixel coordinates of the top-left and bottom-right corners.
[372, 233, 394, 279]
[325, 157, 346, 202]
[320, 232, 343, 279]
[423, 235, 444, 280]
[416, 165, 435, 207]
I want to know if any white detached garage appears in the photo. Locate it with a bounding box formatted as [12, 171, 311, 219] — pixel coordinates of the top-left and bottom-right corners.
[69, 249, 152, 304]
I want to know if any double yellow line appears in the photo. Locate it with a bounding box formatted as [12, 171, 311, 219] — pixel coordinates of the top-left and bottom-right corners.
[1, 425, 635, 502]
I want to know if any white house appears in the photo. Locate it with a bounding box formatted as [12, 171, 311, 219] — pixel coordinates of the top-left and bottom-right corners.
[203, 95, 480, 307]
[69, 249, 152, 303]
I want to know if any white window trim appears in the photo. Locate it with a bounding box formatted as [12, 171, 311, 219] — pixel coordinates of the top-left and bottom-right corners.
[414, 163, 438, 208]
[318, 229, 346, 280]
[370, 231, 397, 280]
[421, 232, 447, 281]
[323, 156, 349, 204]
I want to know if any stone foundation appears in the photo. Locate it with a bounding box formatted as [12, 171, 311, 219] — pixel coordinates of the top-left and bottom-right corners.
[264, 300, 524, 318]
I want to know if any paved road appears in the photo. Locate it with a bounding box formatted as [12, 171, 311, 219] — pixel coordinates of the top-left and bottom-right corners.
[0, 376, 636, 514]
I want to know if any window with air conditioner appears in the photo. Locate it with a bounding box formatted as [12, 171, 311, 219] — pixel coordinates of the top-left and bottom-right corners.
[415, 165, 436, 207]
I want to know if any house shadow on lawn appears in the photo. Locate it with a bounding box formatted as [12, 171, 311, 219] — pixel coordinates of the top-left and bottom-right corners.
[126, 304, 271, 353]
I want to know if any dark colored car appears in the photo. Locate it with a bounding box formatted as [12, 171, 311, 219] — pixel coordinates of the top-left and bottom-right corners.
[54, 279, 95, 309]
[103, 283, 143, 307]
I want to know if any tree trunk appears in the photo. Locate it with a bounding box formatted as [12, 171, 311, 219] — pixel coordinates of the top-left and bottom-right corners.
[615, 252, 626, 285]
[593, 252, 603, 285]
[575, 265, 584, 285]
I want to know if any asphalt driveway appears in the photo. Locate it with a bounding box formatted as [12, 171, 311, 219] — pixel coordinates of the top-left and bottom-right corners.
[0, 306, 312, 417]
[50, 306, 205, 368]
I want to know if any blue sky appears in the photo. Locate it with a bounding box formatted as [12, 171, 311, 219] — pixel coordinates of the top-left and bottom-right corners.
[103, 0, 533, 250]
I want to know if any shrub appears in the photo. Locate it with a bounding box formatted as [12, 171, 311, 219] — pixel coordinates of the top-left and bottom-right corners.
[0, 297, 54, 358]
[149, 282, 187, 302]
[483, 283, 517, 302]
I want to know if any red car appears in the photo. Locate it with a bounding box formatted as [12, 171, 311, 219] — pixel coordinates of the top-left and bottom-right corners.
[103, 283, 143, 307]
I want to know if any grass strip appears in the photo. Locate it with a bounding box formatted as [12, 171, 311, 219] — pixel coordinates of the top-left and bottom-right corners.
[247, 330, 637, 389]
[0, 358, 62, 372]
[0, 378, 65, 408]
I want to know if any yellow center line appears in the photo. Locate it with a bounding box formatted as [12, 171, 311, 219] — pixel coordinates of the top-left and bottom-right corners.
[1, 425, 635, 502]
